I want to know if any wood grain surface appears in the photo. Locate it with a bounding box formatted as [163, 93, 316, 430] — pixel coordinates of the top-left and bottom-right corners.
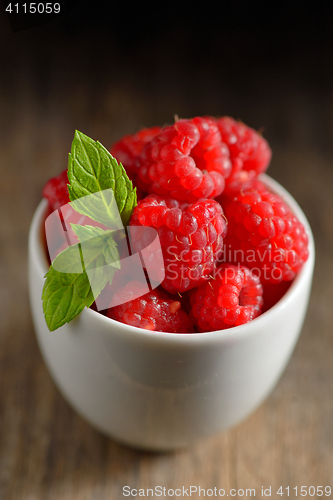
[0, 6, 333, 499]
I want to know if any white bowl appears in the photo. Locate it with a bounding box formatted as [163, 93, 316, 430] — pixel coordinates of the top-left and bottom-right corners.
[28, 175, 315, 451]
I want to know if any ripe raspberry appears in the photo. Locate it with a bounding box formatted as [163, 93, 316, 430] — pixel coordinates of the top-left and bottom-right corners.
[42, 169, 70, 211]
[130, 194, 227, 294]
[136, 117, 232, 202]
[110, 126, 161, 201]
[215, 117, 272, 193]
[222, 183, 309, 283]
[190, 264, 263, 331]
[110, 125, 161, 176]
[107, 281, 194, 333]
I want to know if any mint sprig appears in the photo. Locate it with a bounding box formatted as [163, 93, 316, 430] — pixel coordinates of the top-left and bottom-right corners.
[68, 130, 136, 227]
[42, 247, 95, 332]
[42, 131, 137, 331]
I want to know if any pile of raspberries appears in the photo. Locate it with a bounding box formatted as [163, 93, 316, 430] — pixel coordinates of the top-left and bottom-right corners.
[43, 116, 309, 334]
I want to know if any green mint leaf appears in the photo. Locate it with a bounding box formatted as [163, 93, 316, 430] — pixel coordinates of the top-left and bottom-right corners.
[42, 130, 138, 331]
[103, 241, 121, 270]
[70, 223, 110, 242]
[67, 130, 137, 227]
[42, 265, 95, 332]
[42, 229, 120, 331]
[71, 223, 121, 270]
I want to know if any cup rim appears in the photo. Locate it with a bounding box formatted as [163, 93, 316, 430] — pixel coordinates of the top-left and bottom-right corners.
[30, 174, 315, 346]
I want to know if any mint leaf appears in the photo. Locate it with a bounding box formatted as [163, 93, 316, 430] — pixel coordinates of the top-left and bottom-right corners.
[42, 130, 138, 331]
[103, 241, 121, 270]
[42, 228, 121, 331]
[70, 223, 110, 242]
[67, 130, 137, 227]
[71, 223, 121, 270]
[42, 265, 95, 332]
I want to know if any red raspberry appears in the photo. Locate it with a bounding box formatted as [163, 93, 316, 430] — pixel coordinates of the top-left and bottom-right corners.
[222, 183, 309, 283]
[42, 169, 70, 211]
[136, 117, 232, 202]
[130, 194, 227, 294]
[215, 117, 272, 193]
[107, 281, 194, 333]
[110, 126, 161, 201]
[110, 125, 161, 176]
[190, 264, 263, 331]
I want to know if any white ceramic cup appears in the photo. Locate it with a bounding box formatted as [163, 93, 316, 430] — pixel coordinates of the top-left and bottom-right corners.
[28, 175, 315, 451]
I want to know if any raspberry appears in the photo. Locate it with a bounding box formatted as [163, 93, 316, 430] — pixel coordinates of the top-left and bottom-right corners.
[107, 281, 194, 333]
[42, 169, 70, 211]
[190, 264, 263, 331]
[130, 194, 227, 294]
[136, 117, 232, 202]
[110, 126, 161, 201]
[222, 183, 309, 283]
[110, 126, 160, 177]
[215, 117, 272, 193]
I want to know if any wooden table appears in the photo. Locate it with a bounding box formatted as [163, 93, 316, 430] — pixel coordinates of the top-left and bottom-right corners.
[1, 7, 333, 499]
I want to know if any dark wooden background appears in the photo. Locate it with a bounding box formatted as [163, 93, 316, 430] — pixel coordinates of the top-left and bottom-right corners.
[1, 4, 333, 499]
